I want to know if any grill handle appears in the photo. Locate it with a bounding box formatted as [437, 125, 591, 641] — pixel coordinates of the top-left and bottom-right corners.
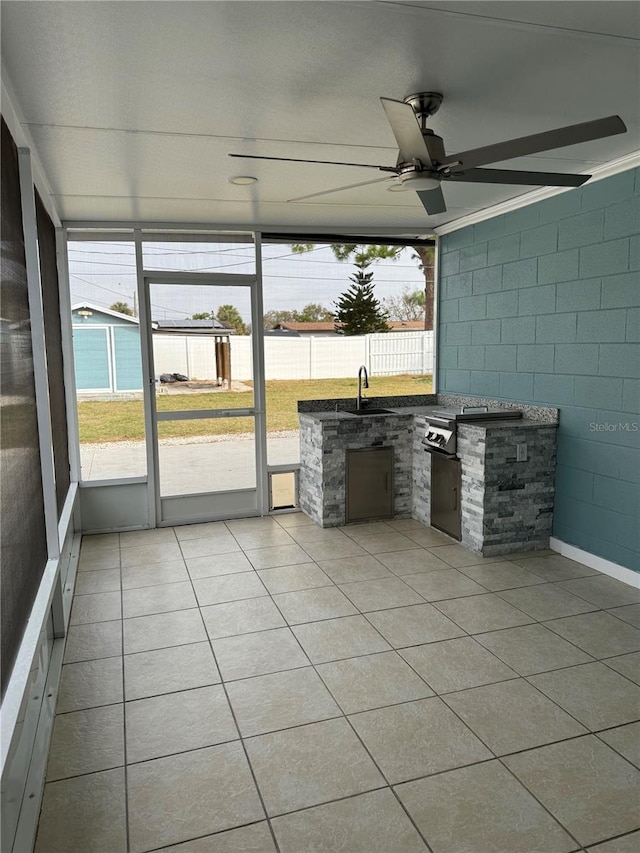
[462, 405, 488, 413]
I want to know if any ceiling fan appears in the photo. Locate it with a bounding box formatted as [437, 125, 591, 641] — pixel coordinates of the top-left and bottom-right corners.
[229, 93, 626, 215]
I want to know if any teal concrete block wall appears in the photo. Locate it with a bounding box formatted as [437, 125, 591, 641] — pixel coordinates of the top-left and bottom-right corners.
[438, 168, 640, 572]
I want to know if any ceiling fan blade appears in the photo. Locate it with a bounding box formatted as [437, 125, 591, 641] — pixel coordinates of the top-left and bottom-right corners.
[446, 168, 590, 187]
[447, 115, 627, 171]
[229, 153, 398, 172]
[287, 176, 393, 203]
[380, 97, 433, 167]
[417, 186, 447, 215]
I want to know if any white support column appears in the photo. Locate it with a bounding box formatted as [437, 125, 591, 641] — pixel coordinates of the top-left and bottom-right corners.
[56, 230, 82, 484]
[432, 235, 441, 392]
[252, 232, 269, 515]
[18, 148, 60, 562]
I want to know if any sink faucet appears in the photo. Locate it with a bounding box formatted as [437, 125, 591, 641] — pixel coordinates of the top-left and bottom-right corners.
[357, 365, 369, 410]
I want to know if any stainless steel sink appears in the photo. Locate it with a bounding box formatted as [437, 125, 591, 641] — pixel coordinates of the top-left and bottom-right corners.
[343, 408, 394, 416]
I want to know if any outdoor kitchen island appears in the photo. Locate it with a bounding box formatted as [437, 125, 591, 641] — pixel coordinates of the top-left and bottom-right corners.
[298, 394, 559, 557]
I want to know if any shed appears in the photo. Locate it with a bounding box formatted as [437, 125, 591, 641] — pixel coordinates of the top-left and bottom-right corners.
[71, 303, 143, 392]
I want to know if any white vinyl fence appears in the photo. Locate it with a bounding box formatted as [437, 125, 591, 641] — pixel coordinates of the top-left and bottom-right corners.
[153, 331, 433, 382]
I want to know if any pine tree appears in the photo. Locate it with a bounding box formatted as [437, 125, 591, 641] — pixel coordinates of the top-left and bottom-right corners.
[334, 258, 389, 335]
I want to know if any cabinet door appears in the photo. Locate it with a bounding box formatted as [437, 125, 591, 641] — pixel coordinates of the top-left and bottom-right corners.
[346, 447, 393, 522]
[430, 453, 461, 540]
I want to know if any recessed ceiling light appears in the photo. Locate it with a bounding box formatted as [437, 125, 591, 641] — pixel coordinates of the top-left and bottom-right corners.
[387, 182, 409, 192]
[229, 175, 258, 185]
[397, 173, 441, 191]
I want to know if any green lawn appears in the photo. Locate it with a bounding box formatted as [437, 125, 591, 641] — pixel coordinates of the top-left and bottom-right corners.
[78, 375, 432, 443]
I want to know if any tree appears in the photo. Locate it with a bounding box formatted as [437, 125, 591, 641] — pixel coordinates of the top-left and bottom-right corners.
[110, 301, 134, 316]
[191, 312, 212, 320]
[216, 304, 248, 335]
[412, 246, 435, 331]
[383, 288, 425, 322]
[334, 258, 389, 335]
[262, 303, 334, 329]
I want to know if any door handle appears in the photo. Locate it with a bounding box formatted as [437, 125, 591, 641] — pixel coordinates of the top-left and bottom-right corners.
[384, 473, 390, 493]
[452, 486, 458, 511]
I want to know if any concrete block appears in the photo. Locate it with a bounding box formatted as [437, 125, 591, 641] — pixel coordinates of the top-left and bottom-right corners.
[520, 223, 558, 258]
[601, 272, 640, 309]
[445, 322, 472, 345]
[535, 313, 577, 343]
[630, 235, 640, 271]
[445, 271, 473, 299]
[537, 190, 582, 224]
[558, 210, 604, 250]
[472, 265, 503, 295]
[473, 216, 504, 243]
[471, 319, 502, 345]
[556, 278, 601, 313]
[459, 243, 488, 272]
[533, 374, 574, 405]
[501, 316, 536, 344]
[604, 196, 640, 240]
[503, 205, 540, 235]
[502, 257, 537, 289]
[627, 308, 640, 343]
[516, 345, 555, 374]
[574, 376, 623, 409]
[444, 369, 471, 393]
[487, 290, 518, 319]
[499, 372, 534, 402]
[580, 169, 636, 211]
[440, 250, 460, 277]
[439, 346, 458, 369]
[442, 228, 475, 253]
[485, 345, 517, 372]
[593, 474, 638, 515]
[459, 294, 487, 321]
[518, 284, 556, 316]
[439, 299, 459, 324]
[538, 249, 579, 284]
[488, 233, 520, 266]
[599, 343, 640, 378]
[469, 371, 501, 397]
[555, 464, 594, 502]
[577, 308, 626, 342]
[579, 238, 630, 278]
[458, 345, 486, 369]
[555, 343, 599, 376]
[622, 379, 639, 414]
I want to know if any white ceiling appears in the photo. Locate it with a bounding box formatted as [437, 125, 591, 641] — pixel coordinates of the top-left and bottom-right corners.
[2, 1, 639, 234]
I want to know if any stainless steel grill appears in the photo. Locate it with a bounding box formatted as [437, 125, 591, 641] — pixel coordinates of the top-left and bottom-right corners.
[422, 406, 523, 457]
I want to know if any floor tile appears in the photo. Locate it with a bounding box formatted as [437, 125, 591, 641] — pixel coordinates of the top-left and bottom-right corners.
[475, 623, 593, 675]
[386, 518, 431, 533]
[57, 657, 123, 713]
[47, 704, 124, 781]
[349, 697, 491, 783]
[271, 788, 428, 853]
[338, 576, 425, 611]
[343, 521, 396, 540]
[173, 520, 229, 540]
[500, 548, 554, 561]
[598, 721, 640, 768]
[366, 603, 465, 648]
[272, 586, 358, 624]
[64, 620, 122, 663]
[193, 572, 267, 606]
[77, 549, 121, 572]
[559, 576, 640, 609]
[75, 569, 121, 595]
[80, 532, 120, 553]
[125, 684, 238, 763]
[244, 717, 384, 816]
[120, 528, 177, 548]
[603, 651, 640, 686]
[160, 823, 277, 852]
[459, 560, 546, 591]
[124, 642, 220, 700]
[127, 742, 265, 853]
[315, 554, 392, 584]
[233, 527, 295, 549]
[400, 636, 517, 694]
[245, 543, 310, 570]
[300, 537, 368, 561]
[275, 512, 315, 529]
[292, 615, 391, 662]
[225, 517, 280, 534]
[226, 666, 341, 737]
[404, 569, 487, 601]
[121, 561, 189, 589]
[428, 544, 502, 568]
[544, 611, 640, 658]
[120, 541, 183, 567]
[587, 831, 640, 853]
[178, 534, 241, 560]
[358, 531, 418, 554]
[396, 759, 576, 853]
[316, 650, 433, 714]
[509, 554, 598, 581]
[504, 736, 640, 847]
[377, 547, 452, 575]
[70, 591, 122, 626]
[498, 583, 598, 620]
[186, 550, 254, 579]
[201, 596, 286, 640]
[122, 581, 197, 618]
[443, 678, 586, 755]
[435, 592, 535, 633]
[609, 603, 640, 627]
[257, 562, 332, 593]
[213, 627, 309, 681]
[123, 608, 207, 654]
[35, 768, 126, 853]
[530, 662, 640, 731]
[288, 525, 352, 545]
[405, 527, 456, 548]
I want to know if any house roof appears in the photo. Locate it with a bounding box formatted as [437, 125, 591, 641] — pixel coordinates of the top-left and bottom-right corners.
[155, 318, 233, 332]
[71, 302, 139, 323]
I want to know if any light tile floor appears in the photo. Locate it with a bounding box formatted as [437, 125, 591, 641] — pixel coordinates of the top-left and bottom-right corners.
[36, 515, 640, 853]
